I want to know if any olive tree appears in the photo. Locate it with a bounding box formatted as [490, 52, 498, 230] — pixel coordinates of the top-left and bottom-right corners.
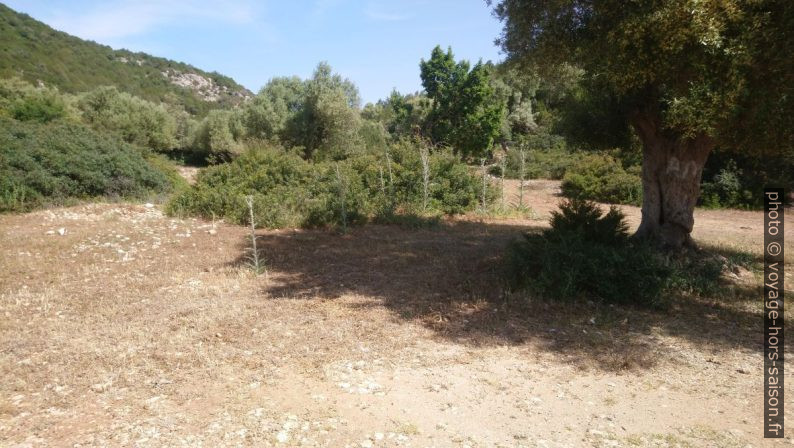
[243, 63, 362, 160]
[78, 86, 177, 152]
[244, 76, 305, 142]
[489, 0, 794, 248]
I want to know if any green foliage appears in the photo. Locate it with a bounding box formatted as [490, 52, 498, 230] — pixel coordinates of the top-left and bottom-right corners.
[420, 46, 505, 158]
[700, 160, 748, 209]
[489, 64, 539, 142]
[244, 76, 304, 143]
[700, 151, 794, 209]
[561, 153, 642, 205]
[489, 0, 794, 156]
[496, 134, 576, 180]
[242, 63, 362, 160]
[362, 90, 432, 140]
[0, 4, 250, 116]
[167, 142, 482, 229]
[504, 199, 744, 306]
[379, 140, 481, 215]
[78, 86, 177, 152]
[505, 200, 667, 305]
[0, 117, 173, 212]
[0, 77, 73, 123]
[192, 109, 245, 160]
[166, 147, 311, 228]
[295, 63, 362, 160]
[548, 199, 629, 245]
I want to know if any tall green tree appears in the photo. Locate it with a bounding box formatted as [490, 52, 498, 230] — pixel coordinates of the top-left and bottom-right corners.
[244, 76, 305, 143]
[296, 62, 362, 160]
[192, 109, 245, 159]
[245, 63, 362, 160]
[490, 0, 794, 248]
[420, 46, 505, 158]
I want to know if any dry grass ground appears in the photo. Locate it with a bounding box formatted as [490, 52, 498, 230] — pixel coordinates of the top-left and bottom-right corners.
[1, 180, 793, 447]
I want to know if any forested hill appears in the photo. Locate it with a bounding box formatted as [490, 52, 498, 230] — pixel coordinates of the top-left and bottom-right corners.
[0, 3, 252, 115]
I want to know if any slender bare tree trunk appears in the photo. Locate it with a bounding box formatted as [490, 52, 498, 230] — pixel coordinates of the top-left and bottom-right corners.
[631, 111, 715, 249]
[519, 146, 526, 208]
[420, 147, 430, 212]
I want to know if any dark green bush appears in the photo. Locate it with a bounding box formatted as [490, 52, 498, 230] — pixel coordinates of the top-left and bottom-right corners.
[166, 142, 483, 229]
[561, 153, 642, 205]
[700, 159, 753, 209]
[504, 199, 742, 307]
[0, 117, 174, 212]
[166, 148, 313, 228]
[548, 198, 628, 245]
[699, 150, 794, 209]
[385, 141, 481, 214]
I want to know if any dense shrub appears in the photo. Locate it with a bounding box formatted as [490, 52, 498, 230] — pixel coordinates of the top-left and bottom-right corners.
[0, 117, 174, 212]
[561, 153, 642, 205]
[698, 152, 794, 209]
[505, 199, 741, 306]
[383, 140, 482, 214]
[10, 89, 69, 123]
[77, 86, 177, 152]
[191, 109, 246, 160]
[166, 142, 482, 229]
[700, 160, 752, 208]
[167, 148, 314, 228]
[0, 77, 74, 123]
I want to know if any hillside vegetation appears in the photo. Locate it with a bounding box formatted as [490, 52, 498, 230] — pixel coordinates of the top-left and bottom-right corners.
[0, 117, 179, 212]
[0, 3, 251, 116]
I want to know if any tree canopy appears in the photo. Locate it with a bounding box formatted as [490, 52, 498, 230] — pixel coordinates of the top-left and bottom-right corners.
[420, 46, 505, 158]
[490, 0, 794, 248]
[489, 0, 794, 153]
[243, 62, 362, 160]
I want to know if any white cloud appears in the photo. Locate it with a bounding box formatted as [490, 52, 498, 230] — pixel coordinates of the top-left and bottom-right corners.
[46, 0, 263, 41]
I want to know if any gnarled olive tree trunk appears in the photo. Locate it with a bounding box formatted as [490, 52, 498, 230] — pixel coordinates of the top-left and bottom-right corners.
[631, 112, 715, 249]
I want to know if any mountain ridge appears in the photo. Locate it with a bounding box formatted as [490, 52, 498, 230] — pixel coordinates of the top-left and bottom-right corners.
[0, 3, 252, 115]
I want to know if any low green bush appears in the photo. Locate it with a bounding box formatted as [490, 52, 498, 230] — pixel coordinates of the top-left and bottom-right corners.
[166, 142, 483, 229]
[700, 159, 753, 209]
[504, 199, 743, 307]
[0, 77, 73, 124]
[560, 153, 642, 205]
[0, 117, 174, 212]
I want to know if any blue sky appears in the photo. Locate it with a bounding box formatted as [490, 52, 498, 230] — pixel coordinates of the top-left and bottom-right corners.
[5, 0, 505, 104]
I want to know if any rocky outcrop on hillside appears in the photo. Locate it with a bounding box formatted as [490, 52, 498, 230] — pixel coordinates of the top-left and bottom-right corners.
[161, 69, 251, 102]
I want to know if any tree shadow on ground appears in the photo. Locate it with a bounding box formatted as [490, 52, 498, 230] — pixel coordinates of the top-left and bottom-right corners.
[229, 218, 773, 372]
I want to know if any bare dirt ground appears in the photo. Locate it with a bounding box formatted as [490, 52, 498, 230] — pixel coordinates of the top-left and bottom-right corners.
[1, 180, 793, 447]
[174, 166, 200, 185]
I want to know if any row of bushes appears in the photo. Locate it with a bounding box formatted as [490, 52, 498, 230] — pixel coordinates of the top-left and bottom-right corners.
[0, 117, 179, 212]
[166, 141, 485, 229]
